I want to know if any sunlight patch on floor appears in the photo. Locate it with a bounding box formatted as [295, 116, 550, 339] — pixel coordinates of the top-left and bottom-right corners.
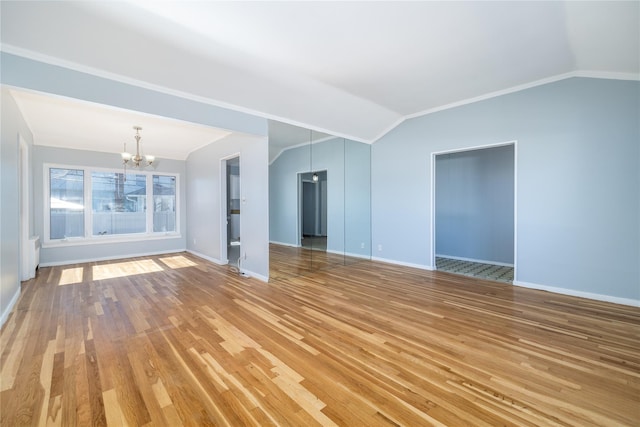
[58, 267, 84, 286]
[158, 255, 197, 269]
[92, 259, 163, 281]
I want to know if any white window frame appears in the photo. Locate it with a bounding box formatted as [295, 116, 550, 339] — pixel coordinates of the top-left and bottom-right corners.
[43, 163, 180, 248]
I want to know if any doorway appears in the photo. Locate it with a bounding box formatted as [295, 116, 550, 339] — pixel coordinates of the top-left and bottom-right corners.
[432, 142, 516, 282]
[221, 156, 241, 267]
[299, 170, 327, 251]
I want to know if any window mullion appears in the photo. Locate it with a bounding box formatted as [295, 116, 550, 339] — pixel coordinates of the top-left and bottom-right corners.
[85, 169, 92, 238]
[44, 166, 51, 242]
[147, 173, 153, 234]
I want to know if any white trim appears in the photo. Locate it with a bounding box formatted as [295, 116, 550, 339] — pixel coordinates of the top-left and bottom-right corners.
[327, 249, 371, 260]
[435, 254, 514, 268]
[269, 240, 300, 248]
[246, 271, 268, 283]
[5, 46, 638, 144]
[42, 233, 182, 249]
[43, 163, 180, 246]
[298, 168, 329, 245]
[268, 245, 369, 260]
[513, 280, 640, 308]
[146, 174, 153, 233]
[1, 45, 370, 144]
[19, 136, 31, 281]
[269, 135, 340, 165]
[38, 248, 185, 268]
[1, 45, 263, 128]
[430, 151, 436, 270]
[344, 252, 372, 260]
[220, 153, 241, 265]
[430, 141, 518, 279]
[187, 249, 226, 266]
[405, 71, 640, 122]
[187, 250, 268, 283]
[513, 142, 518, 282]
[270, 141, 311, 165]
[573, 70, 640, 81]
[220, 158, 228, 264]
[430, 140, 517, 157]
[84, 167, 92, 239]
[0, 287, 21, 327]
[325, 249, 343, 256]
[371, 72, 640, 142]
[4, 85, 232, 161]
[296, 171, 305, 247]
[371, 256, 433, 271]
[370, 116, 407, 144]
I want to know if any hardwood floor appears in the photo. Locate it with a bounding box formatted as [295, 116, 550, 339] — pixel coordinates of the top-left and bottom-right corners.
[1, 252, 639, 426]
[269, 243, 348, 280]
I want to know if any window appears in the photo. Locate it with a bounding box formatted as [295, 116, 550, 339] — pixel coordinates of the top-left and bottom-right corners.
[92, 172, 147, 236]
[49, 168, 84, 239]
[45, 164, 179, 245]
[153, 175, 176, 232]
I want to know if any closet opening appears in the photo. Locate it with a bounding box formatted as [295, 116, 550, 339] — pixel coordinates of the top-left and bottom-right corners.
[221, 155, 241, 269]
[299, 170, 327, 252]
[432, 142, 516, 283]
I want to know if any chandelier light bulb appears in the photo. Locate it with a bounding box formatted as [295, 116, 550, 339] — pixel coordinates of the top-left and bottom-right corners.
[121, 126, 155, 180]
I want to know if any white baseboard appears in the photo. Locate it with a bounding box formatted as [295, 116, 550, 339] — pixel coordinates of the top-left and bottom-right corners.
[245, 271, 269, 283]
[269, 241, 300, 248]
[39, 248, 188, 267]
[186, 250, 226, 265]
[371, 256, 433, 271]
[1, 286, 21, 327]
[436, 254, 514, 267]
[187, 250, 268, 283]
[324, 249, 372, 260]
[513, 280, 640, 307]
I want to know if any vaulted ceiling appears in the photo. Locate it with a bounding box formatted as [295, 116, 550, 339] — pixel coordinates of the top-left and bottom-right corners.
[2, 1, 638, 147]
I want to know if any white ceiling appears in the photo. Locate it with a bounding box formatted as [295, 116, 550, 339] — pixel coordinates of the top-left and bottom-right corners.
[268, 121, 332, 164]
[9, 89, 232, 160]
[1, 1, 638, 149]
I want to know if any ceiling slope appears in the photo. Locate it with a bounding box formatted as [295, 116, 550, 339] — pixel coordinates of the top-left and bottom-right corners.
[1, 1, 638, 143]
[9, 89, 232, 160]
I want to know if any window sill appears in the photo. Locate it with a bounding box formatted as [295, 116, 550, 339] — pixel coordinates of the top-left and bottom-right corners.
[42, 233, 182, 249]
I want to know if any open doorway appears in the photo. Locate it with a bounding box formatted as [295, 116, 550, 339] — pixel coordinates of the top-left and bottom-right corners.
[432, 142, 516, 283]
[221, 156, 241, 268]
[299, 170, 327, 251]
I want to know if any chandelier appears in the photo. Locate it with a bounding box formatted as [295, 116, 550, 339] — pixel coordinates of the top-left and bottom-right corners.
[121, 126, 155, 175]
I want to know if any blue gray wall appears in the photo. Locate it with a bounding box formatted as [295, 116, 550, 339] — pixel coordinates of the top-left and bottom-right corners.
[344, 140, 372, 258]
[270, 137, 372, 258]
[186, 133, 269, 280]
[270, 142, 310, 247]
[1, 52, 270, 324]
[270, 138, 346, 253]
[1, 53, 267, 137]
[1, 89, 34, 324]
[436, 144, 514, 265]
[372, 77, 639, 303]
[2, 49, 637, 312]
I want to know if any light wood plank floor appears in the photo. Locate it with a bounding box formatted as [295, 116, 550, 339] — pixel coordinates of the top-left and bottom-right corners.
[269, 243, 352, 280]
[2, 252, 639, 426]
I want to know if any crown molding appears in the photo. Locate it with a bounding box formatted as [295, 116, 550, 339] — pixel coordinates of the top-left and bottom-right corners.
[4, 45, 637, 145]
[403, 70, 640, 123]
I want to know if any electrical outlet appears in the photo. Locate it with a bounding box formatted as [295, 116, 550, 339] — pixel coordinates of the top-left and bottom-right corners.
[243, 252, 247, 260]
[193, 238, 197, 245]
[378, 244, 383, 251]
[360, 242, 365, 249]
